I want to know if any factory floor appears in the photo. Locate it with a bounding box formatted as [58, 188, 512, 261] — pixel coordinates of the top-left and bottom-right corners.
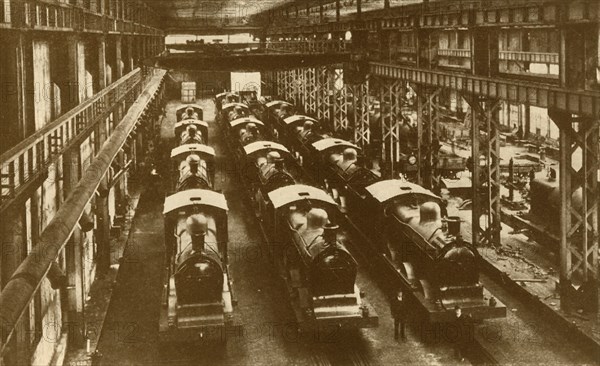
[85, 98, 464, 365]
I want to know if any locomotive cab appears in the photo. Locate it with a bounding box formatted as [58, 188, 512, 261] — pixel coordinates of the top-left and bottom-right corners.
[266, 100, 295, 121]
[222, 102, 250, 122]
[175, 119, 209, 145]
[170, 144, 216, 192]
[176, 104, 204, 121]
[227, 117, 266, 146]
[215, 91, 240, 115]
[243, 141, 296, 194]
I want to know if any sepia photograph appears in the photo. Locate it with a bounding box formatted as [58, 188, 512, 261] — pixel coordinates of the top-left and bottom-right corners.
[0, 0, 599, 365]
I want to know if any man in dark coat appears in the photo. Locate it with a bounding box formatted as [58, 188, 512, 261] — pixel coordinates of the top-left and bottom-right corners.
[454, 305, 473, 361]
[391, 291, 407, 340]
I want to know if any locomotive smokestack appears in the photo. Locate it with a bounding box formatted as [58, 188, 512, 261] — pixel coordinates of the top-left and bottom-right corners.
[446, 216, 461, 239]
[187, 125, 197, 138]
[191, 233, 205, 252]
[186, 214, 208, 252]
[323, 223, 339, 248]
[186, 154, 201, 175]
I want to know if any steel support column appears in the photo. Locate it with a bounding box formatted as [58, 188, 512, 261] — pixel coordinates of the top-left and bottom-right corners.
[329, 66, 349, 133]
[377, 79, 403, 179]
[285, 69, 295, 103]
[415, 86, 442, 191]
[317, 65, 331, 124]
[550, 110, 599, 312]
[466, 96, 502, 248]
[296, 68, 306, 112]
[305, 67, 318, 115]
[351, 79, 370, 149]
[276, 70, 285, 98]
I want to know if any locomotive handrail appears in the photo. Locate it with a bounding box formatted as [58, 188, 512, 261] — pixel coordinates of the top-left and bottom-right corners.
[268, 184, 337, 209]
[0, 69, 166, 353]
[163, 189, 228, 214]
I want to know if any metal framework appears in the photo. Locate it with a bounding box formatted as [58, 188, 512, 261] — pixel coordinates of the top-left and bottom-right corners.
[317, 65, 331, 123]
[305, 67, 318, 115]
[371, 77, 403, 179]
[262, 70, 276, 97]
[329, 67, 349, 132]
[465, 96, 503, 248]
[351, 79, 370, 148]
[415, 85, 442, 191]
[550, 110, 599, 310]
[275, 70, 285, 98]
[286, 69, 296, 102]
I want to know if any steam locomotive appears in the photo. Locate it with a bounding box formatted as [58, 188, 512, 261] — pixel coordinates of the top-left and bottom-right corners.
[214, 91, 240, 115]
[257, 99, 506, 323]
[218, 93, 378, 332]
[159, 104, 240, 344]
[504, 176, 585, 250]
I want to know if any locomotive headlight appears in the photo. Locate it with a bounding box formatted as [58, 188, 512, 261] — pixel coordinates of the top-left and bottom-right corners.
[408, 155, 417, 165]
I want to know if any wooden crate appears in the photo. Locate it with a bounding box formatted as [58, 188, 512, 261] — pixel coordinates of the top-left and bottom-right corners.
[181, 82, 196, 103]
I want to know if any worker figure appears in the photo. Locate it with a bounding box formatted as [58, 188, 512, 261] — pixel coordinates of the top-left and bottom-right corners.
[517, 124, 524, 140]
[391, 291, 406, 341]
[453, 306, 473, 362]
[548, 166, 557, 181]
[148, 164, 161, 199]
[529, 167, 536, 183]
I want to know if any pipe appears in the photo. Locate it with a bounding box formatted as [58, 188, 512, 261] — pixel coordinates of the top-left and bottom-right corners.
[0, 69, 166, 352]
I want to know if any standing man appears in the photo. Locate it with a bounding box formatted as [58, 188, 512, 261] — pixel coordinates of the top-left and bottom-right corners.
[391, 291, 407, 341]
[454, 305, 473, 361]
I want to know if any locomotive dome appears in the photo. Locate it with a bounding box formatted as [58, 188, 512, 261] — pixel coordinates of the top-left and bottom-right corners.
[267, 151, 282, 163]
[419, 202, 441, 223]
[186, 214, 208, 237]
[307, 208, 328, 230]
